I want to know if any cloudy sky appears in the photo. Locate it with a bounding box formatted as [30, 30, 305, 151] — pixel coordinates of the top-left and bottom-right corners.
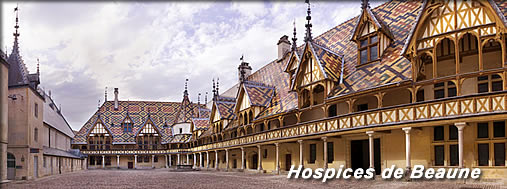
[1, 1, 384, 130]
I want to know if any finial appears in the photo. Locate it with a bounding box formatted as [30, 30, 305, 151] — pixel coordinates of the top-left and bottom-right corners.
[14, 5, 20, 39]
[184, 78, 189, 96]
[216, 77, 219, 95]
[304, 0, 313, 43]
[240, 54, 244, 62]
[98, 100, 101, 110]
[212, 78, 216, 95]
[105, 87, 108, 102]
[205, 92, 208, 105]
[198, 93, 201, 105]
[361, 0, 370, 9]
[292, 19, 298, 51]
[37, 58, 40, 74]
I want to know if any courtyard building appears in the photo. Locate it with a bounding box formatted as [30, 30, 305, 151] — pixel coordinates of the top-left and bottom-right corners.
[4, 7, 86, 181]
[73, 0, 507, 182]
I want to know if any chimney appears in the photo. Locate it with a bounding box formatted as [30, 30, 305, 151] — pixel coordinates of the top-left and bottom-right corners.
[114, 88, 119, 110]
[277, 35, 290, 61]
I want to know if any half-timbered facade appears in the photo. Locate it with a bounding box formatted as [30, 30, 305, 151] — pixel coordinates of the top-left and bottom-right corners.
[73, 0, 507, 181]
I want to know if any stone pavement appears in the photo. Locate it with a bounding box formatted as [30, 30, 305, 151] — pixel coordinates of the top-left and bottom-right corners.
[1, 169, 505, 189]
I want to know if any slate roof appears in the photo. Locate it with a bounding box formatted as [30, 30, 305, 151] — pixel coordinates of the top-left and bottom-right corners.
[73, 100, 204, 145]
[42, 92, 75, 138]
[43, 147, 82, 159]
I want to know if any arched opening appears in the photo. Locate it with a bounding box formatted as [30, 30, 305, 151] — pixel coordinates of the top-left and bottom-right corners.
[300, 108, 325, 123]
[239, 114, 243, 125]
[268, 119, 280, 130]
[7, 152, 15, 180]
[353, 95, 378, 112]
[312, 84, 325, 105]
[249, 110, 254, 123]
[383, 88, 411, 107]
[328, 104, 337, 117]
[239, 129, 245, 137]
[301, 89, 311, 108]
[416, 53, 433, 81]
[482, 39, 503, 70]
[246, 126, 253, 135]
[283, 113, 298, 127]
[459, 33, 479, 73]
[255, 123, 265, 133]
[436, 38, 456, 77]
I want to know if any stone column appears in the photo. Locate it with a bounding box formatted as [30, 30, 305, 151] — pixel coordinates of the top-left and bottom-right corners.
[257, 145, 262, 171]
[193, 153, 197, 169]
[402, 127, 412, 171]
[151, 155, 155, 168]
[275, 143, 280, 174]
[298, 140, 304, 167]
[241, 147, 245, 170]
[206, 152, 210, 169]
[0, 62, 8, 182]
[177, 154, 180, 165]
[117, 155, 120, 169]
[455, 122, 467, 168]
[165, 155, 168, 168]
[225, 149, 229, 171]
[134, 155, 138, 169]
[366, 131, 374, 169]
[322, 137, 328, 169]
[215, 150, 219, 170]
[186, 154, 190, 165]
[102, 155, 105, 168]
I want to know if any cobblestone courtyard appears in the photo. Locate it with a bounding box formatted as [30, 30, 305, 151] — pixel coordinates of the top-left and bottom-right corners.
[2, 169, 506, 189]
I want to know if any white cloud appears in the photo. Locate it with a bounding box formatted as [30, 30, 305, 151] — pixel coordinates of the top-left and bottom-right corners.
[1, 1, 386, 130]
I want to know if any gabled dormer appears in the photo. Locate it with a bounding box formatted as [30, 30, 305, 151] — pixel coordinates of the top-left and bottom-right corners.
[88, 117, 111, 137]
[121, 114, 133, 133]
[209, 94, 235, 135]
[87, 116, 113, 150]
[351, 0, 393, 66]
[235, 81, 275, 126]
[135, 118, 161, 150]
[402, 0, 506, 82]
[285, 22, 302, 87]
[291, 42, 342, 109]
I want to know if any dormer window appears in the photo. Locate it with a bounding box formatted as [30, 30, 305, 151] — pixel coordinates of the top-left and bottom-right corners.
[122, 118, 133, 132]
[359, 34, 378, 64]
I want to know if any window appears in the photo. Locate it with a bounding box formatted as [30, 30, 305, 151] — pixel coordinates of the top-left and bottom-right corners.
[327, 142, 334, 163]
[34, 128, 38, 142]
[416, 90, 425, 102]
[263, 149, 268, 159]
[137, 156, 142, 163]
[309, 144, 316, 164]
[123, 119, 132, 133]
[478, 143, 489, 166]
[449, 125, 458, 140]
[34, 103, 38, 118]
[154, 156, 158, 163]
[478, 74, 503, 93]
[449, 144, 458, 166]
[494, 143, 505, 166]
[328, 104, 337, 117]
[433, 126, 444, 141]
[434, 82, 456, 99]
[493, 121, 505, 138]
[477, 122, 488, 138]
[434, 145, 445, 166]
[475, 121, 507, 167]
[357, 104, 368, 112]
[179, 128, 183, 134]
[358, 34, 379, 64]
[43, 157, 46, 168]
[144, 156, 149, 162]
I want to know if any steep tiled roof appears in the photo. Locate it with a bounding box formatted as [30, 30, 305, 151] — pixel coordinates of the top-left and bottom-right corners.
[492, 0, 507, 26]
[242, 81, 275, 107]
[73, 100, 203, 144]
[310, 42, 343, 82]
[325, 1, 422, 97]
[42, 92, 75, 138]
[192, 118, 209, 130]
[169, 134, 192, 143]
[215, 96, 236, 120]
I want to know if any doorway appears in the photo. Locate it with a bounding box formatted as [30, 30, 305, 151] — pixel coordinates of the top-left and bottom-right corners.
[252, 154, 258, 169]
[128, 162, 134, 169]
[351, 138, 381, 175]
[34, 156, 39, 178]
[285, 154, 292, 171]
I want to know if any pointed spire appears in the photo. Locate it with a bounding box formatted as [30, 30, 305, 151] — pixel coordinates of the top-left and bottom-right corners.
[216, 77, 219, 96]
[212, 78, 216, 99]
[292, 19, 298, 51]
[304, 0, 313, 43]
[361, 0, 370, 10]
